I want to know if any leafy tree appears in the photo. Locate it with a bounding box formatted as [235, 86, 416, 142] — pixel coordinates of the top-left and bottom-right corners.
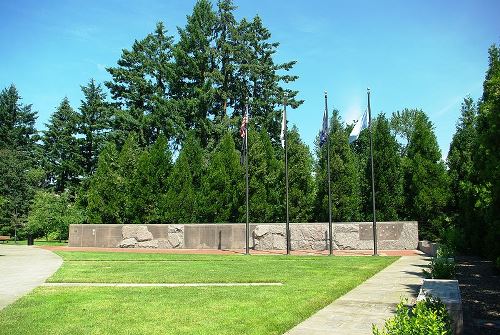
[402, 112, 449, 240]
[474, 44, 500, 259]
[163, 133, 205, 223]
[390, 108, 423, 156]
[27, 191, 83, 241]
[315, 111, 362, 222]
[116, 135, 142, 223]
[200, 131, 244, 222]
[286, 126, 315, 222]
[447, 97, 478, 250]
[43, 97, 82, 192]
[130, 135, 173, 223]
[79, 79, 111, 175]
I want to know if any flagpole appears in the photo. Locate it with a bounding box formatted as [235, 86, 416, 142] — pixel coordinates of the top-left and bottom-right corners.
[284, 96, 290, 255]
[245, 103, 250, 255]
[325, 91, 333, 256]
[367, 88, 378, 256]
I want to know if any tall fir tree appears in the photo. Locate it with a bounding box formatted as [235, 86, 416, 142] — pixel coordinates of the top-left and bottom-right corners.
[87, 142, 122, 224]
[130, 135, 173, 223]
[315, 111, 362, 222]
[0, 85, 40, 235]
[200, 131, 244, 223]
[286, 126, 315, 222]
[43, 98, 82, 192]
[245, 128, 284, 223]
[106, 22, 179, 147]
[447, 97, 479, 251]
[79, 79, 111, 175]
[402, 112, 449, 240]
[369, 114, 404, 221]
[163, 133, 205, 223]
[474, 44, 500, 259]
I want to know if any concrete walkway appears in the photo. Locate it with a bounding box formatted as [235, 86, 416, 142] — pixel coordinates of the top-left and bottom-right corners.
[0, 245, 62, 310]
[285, 255, 429, 335]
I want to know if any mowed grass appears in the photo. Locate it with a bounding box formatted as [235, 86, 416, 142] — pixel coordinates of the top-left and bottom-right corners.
[0, 252, 398, 335]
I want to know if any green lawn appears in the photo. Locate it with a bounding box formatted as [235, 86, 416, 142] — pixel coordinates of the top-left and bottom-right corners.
[2, 239, 67, 246]
[0, 252, 397, 335]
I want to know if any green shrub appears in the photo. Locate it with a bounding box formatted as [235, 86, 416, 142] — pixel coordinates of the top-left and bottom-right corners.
[373, 297, 452, 335]
[423, 257, 456, 279]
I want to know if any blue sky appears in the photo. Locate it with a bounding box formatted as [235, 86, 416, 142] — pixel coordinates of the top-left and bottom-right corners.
[1, 0, 499, 158]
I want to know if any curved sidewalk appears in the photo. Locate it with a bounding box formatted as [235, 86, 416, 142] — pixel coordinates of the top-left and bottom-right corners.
[0, 245, 62, 310]
[285, 255, 429, 335]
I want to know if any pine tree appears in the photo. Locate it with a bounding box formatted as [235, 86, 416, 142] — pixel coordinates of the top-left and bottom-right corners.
[43, 98, 82, 192]
[246, 128, 284, 223]
[286, 126, 315, 222]
[106, 22, 179, 147]
[163, 133, 205, 223]
[87, 142, 122, 223]
[447, 97, 478, 250]
[130, 135, 173, 223]
[200, 131, 244, 223]
[0, 85, 39, 235]
[474, 44, 500, 259]
[370, 114, 404, 221]
[79, 79, 111, 175]
[402, 112, 449, 239]
[315, 111, 362, 222]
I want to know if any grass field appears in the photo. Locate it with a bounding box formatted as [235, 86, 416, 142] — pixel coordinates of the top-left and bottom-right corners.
[0, 252, 397, 335]
[1, 239, 67, 246]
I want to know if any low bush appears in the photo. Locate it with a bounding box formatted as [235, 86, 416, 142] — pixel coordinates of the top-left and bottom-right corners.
[423, 257, 456, 279]
[372, 296, 452, 335]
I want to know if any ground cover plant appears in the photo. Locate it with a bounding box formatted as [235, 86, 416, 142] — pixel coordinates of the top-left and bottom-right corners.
[0, 252, 397, 335]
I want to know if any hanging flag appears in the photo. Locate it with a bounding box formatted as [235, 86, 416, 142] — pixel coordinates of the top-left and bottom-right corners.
[240, 114, 248, 139]
[348, 109, 369, 144]
[280, 108, 286, 148]
[319, 108, 328, 147]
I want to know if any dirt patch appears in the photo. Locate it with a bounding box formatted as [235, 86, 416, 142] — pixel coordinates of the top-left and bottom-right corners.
[456, 256, 500, 335]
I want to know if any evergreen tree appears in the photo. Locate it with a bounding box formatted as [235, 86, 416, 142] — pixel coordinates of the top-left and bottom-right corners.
[286, 126, 315, 222]
[130, 135, 173, 223]
[0, 85, 39, 235]
[370, 114, 404, 221]
[116, 135, 141, 223]
[163, 133, 205, 223]
[106, 22, 179, 147]
[474, 44, 500, 259]
[43, 98, 82, 192]
[315, 111, 362, 222]
[0, 84, 38, 151]
[447, 97, 478, 250]
[200, 132, 244, 223]
[402, 113, 449, 239]
[172, 0, 218, 148]
[79, 79, 111, 175]
[87, 142, 122, 223]
[245, 128, 284, 222]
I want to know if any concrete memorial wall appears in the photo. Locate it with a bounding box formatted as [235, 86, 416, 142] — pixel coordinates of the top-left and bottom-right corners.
[68, 221, 418, 250]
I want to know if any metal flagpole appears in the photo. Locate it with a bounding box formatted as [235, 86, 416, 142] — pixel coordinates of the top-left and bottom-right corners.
[367, 88, 378, 256]
[245, 103, 250, 255]
[284, 97, 290, 255]
[325, 91, 333, 256]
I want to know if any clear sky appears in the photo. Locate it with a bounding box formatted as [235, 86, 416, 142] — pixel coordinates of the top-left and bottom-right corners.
[1, 0, 499, 158]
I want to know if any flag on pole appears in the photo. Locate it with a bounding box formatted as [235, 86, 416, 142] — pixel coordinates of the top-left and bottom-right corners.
[240, 114, 248, 139]
[348, 109, 369, 144]
[280, 108, 286, 148]
[319, 108, 328, 147]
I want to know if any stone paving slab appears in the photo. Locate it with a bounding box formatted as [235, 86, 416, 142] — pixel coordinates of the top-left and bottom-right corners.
[0, 245, 62, 310]
[285, 255, 429, 335]
[42, 282, 283, 287]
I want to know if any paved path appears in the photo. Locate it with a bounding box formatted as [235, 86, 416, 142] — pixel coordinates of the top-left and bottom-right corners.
[285, 255, 429, 335]
[0, 245, 62, 311]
